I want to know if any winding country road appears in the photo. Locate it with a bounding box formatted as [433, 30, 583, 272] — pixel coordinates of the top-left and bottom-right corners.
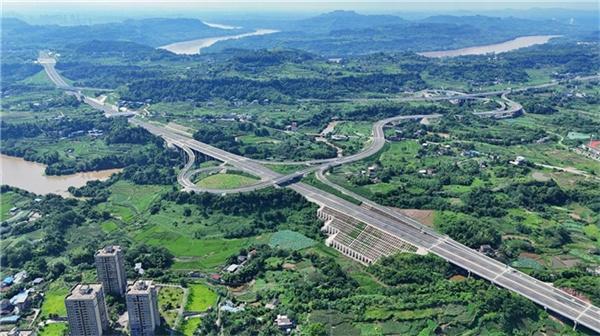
[40, 55, 600, 333]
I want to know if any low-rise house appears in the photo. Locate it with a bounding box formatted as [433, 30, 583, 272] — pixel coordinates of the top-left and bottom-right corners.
[220, 300, 244, 313]
[187, 271, 202, 278]
[462, 150, 480, 157]
[509, 156, 527, 166]
[331, 134, 348, 141]
[30, 278, 44, 286]
[275, 314, 294, 332]
[265, 299, 279, 310]
[479, 245, 495, 256]
[9, 290, 30, 312]
[2, 327, 34, 336]
[226, 264, 240, 273]
[134, 263, 145, 275]
[584, 140, 600, 158]
[0, 299, 13, 315]
[2, 277, 14, 288]
[0, 315, 20, 325]
[13, 272, 27, 285]
[367, 165, 378, 177]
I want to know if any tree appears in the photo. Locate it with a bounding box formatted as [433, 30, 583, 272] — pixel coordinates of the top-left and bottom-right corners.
[302, 323, 327, 336]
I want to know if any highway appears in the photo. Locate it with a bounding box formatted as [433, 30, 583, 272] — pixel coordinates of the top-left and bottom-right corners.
[41, 54, 600, 333]
[133, 119, 600, 333]
[297, 75, 599, 104]
[38, 56, 113, 92]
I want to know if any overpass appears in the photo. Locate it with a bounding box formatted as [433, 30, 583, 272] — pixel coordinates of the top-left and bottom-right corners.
[41, 54, 600, 333]
[136, 120, 600, 333]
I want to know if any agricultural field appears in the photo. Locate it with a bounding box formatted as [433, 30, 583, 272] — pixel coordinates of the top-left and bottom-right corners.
[0, 191, 26, 221]
[130, 200, 270, 270]
[0, 89, 95, 123]
[325, 115, 600, 269]
[269, 230, 316, 251]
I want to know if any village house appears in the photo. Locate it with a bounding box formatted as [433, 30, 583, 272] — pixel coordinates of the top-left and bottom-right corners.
[275, 314, 294, 332]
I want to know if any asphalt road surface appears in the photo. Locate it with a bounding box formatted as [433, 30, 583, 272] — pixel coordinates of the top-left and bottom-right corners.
[41, 54, 600, 332]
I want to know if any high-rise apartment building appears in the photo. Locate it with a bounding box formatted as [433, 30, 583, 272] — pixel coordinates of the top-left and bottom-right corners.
[95, 245, 127, 296]
[126, 280, 161, 336]
[65, 284, 109, 336]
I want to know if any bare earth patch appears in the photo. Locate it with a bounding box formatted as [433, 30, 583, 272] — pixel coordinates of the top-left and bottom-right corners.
[532, 171, 551, 182]
[392, 208, 435, 227]
[551, 255, 580, 269]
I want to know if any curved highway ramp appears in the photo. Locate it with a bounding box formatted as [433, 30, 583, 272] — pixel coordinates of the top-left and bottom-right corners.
[40, 52, 600, 333]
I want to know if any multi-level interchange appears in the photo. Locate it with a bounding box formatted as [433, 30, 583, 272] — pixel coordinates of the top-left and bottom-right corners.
[42, 55, 600, 333]
[65, 246, 160, 336]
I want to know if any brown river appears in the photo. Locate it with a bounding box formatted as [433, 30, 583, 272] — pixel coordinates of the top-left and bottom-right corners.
[0, 154, 121, 197]
[159, 29, 279, 55]
[418, 35, 561, 58]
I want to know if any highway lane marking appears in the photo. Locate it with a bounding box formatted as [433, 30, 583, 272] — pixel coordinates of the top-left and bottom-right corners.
[302, 184, 595, 327]
[438, 241, 594, 313]
[139, 120, 600, 327]
[427, 237, 448, 251]
[493, 268, 509, 281]
[431, 245, 591, 320]
[433, 235, 596, 312]
[44, 54, 600, 331]
[575, 305, 592, 322]
[295, 184, 599, 328]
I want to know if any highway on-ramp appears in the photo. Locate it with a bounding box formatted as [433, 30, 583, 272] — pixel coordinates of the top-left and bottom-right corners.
[41, 54, 600, 333]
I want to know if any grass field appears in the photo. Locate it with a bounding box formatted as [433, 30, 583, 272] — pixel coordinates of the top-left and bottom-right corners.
[196, 172, 259, 189]
[38, 322, 68, 336]
[180, 317, 202, 336]
[40, 281, 69, 318]
[185, 283, 218, 312]
[19, 70, 56, 87]
[96, 180, 167, 223]
[263, 164, 305, 174]
[269, 230, 316, 251]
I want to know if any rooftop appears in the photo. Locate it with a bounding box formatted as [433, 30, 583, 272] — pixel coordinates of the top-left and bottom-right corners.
[0, 315, 20, 324]
[587, 140, 600, 150]
[9, 291, 29, 305]
[127, 280, 154, 295]
[275, 314, 293, 327]
[66, 284, 102, 300]
[96, 245, 122, 257]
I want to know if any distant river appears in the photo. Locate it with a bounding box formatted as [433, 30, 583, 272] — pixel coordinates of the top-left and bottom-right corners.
[418, 35, 561, 58]
[0, 154, 121, 197]
[159, 29, 279, 55]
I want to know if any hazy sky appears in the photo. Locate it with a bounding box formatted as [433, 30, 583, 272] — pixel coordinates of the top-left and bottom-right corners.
[4, 1, 597, 25]
[5, 1, 596, 12]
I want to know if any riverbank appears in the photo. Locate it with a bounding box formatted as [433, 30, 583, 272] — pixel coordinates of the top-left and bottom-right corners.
[418, 35, 561, 58]
[0, 154, 121, 197]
